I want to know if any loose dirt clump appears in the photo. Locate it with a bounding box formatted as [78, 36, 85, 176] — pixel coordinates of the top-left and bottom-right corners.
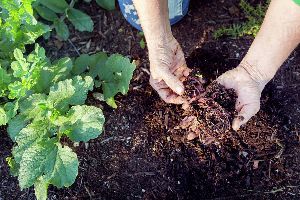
[181, 69, 238, 145]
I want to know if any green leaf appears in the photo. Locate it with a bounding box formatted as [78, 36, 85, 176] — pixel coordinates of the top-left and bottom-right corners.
[87, 52, 108, 78]
[46, 143, 78, 188]
[33, 68, 53, 93]
[39, 0, 69, 13]
[68, 76, 94, 105]
[139, 38, 146, 49]
[106, 97, 117, 109]
[96, 0, 115, 10]
[34, 5, 58, 21]
[52, 57, 73, 82]
[0, 107, 7, 126]
[8, 81, 27, 99]
[8, 114, 29, 142]
[54, 20, 70, 41]
[19, 94, 48, 120]
[13, 121, 49, 163]
[0, 101, 19, 126]
[18, 139, 56, 189]
[48, 79, 75, 112]
[11, 49, 29, 78]
[67, 8, 94, 32]
[0, 67, 12, 96]
[6, 157, 19, 176]
[34, 177, 49, 200]
[62, 105, 105, 142]
[48, 76, 94, 112]
[98, 54, 135, 106]
[72, 54, 90, 75]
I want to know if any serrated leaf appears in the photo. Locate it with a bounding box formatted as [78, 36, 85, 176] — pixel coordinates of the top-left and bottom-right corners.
[67, 8, 94, 32]
[96, 0, 115, 11]
[72, 54, 90, 75]
[46, 143, 78, 188]
[48, 76, 94, 112]
[62, 105, 105, 142]
[34, 5, 58, 21]
[13, 121, 49, 163]
[68, 76, 94, 105]
[98, 54, 135, 106]
[48, 79, 75, 112]
[18, 139, 56, 189]
[54, 20, 69, 41]
[39, 0, 69, 13]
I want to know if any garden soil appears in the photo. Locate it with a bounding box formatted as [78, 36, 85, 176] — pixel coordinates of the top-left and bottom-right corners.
[1, 0, 300, 199]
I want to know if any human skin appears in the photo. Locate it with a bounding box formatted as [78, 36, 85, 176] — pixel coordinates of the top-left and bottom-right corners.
[132, 0, 300, 130]
[132, 0, 191, 105]
[218, 0, 300, 130]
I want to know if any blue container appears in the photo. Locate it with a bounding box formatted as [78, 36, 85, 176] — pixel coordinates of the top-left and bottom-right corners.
[118, 0, 190, 31]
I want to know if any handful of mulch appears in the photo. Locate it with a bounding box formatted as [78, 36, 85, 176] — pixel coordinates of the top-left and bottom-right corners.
[180, 69, 238, 145]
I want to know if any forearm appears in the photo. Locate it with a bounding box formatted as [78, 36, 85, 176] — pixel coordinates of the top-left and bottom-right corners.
[132, 0, 173, 48]
[242, 0, 300, 84]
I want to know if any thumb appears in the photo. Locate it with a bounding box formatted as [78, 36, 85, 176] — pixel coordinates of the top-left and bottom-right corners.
[160, 70, 185, 95]
[232, 102, 260, 131]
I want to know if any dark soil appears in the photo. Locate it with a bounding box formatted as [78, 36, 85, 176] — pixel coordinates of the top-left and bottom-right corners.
[1, 0, 300, 200]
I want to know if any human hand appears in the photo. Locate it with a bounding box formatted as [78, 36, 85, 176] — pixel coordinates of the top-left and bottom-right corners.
[148, 36, 191, 104]
[217, 62, 270, 131]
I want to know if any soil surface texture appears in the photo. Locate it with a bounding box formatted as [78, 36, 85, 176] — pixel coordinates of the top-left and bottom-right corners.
[1, 0, 300, 200]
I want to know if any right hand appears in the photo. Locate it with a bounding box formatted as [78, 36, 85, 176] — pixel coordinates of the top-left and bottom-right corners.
[217, 62, 269, 131]
[148, 36, 191, 104]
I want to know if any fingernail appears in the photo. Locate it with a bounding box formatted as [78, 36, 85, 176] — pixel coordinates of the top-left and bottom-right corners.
[176, 85, 184, 95]
[232, 118, 241, 131]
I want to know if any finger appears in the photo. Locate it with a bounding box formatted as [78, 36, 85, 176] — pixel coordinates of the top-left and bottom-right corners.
[150, 78, 186, 104]
[216, 71, 236, 89]
[232, 102, 260, 131]
[235, 100, 243, 112]
[165, 94, 187, 104]
[161, 70, 185, 95]
[183, 68, 191, 77]
[156, 88, 186, 104]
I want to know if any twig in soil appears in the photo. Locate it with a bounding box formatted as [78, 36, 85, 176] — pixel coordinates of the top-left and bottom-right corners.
[268, 160, 272, 179]
[141, 67, 150, 75]
[67, 39, 80, 56]
[84, 186, 92, 200]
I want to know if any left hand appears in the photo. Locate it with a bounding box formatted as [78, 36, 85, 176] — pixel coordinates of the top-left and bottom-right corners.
[217, 62, 269, 131]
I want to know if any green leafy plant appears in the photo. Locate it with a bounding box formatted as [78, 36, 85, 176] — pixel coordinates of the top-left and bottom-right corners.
[33, 0, 116, 41]
[1, 44, 135, 200]
[32, 0, 93, 40]
[213, 0, 270, 38]
[0, 0, 49, 64]
[6, 76, 105, 199]
[1, 1, 135, 199]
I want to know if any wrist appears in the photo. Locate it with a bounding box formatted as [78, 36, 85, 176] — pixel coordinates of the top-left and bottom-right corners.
[238, 60, 272, 91]
[145, 31, 174, 49]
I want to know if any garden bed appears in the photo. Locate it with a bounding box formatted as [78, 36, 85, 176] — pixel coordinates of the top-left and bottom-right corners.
[1, 0, 300, 199]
